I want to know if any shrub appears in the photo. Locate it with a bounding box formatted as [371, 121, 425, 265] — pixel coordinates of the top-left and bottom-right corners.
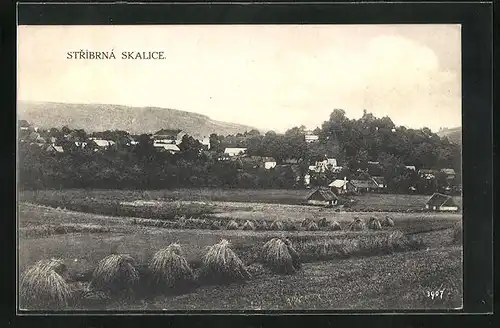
[262, 238, 301, 274]
[327, 220, 342, 231]
[210, 220, 221, 230]
[226, 220, 239, 230]
[19, 258, 72, 309]
[306, 221, 319, 231]
[382, 216, 395, 227]
[270, 220, 284, 231]
[241, 220, 255, 231]
[367, 217, 382, 230]
[283, 220, 298, 231]
[148, 243, 194, 291]
[199, 239, 250, 284]
[90, 254, 139, 295]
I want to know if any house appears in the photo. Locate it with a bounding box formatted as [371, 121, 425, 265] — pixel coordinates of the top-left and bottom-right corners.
[425, 193, 459, 211]
[263, 157, 277, 169]
[331, 166, 343, 173]
[45, 144, 64, 153]
[91, 139, 116, 149]
[198, 137, 211, 150]
[74, 141, 88, 149]
[306, 187, 339, 206]
[371, 176, 387, 190]
[329, 178, 356, 195]
[154, 143, 180, 154]
[19, 120, 31, 131]
[224, 147, 247, 157]
[441, 168, 456, 180]
[405, 165, 416, 171]
[419, 169, 438, 180]
[305, 134, 319, 143]
[153, 129, 186, 144]
[350, 179, 379, 193]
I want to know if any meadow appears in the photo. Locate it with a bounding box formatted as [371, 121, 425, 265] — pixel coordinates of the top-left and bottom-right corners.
[17, 189, 463, 311]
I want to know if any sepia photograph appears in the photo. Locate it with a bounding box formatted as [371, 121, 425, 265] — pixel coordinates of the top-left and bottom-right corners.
[17, 24, 463, 312]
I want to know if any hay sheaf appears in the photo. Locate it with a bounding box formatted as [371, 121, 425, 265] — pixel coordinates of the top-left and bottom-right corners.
[19, 259, 72, 309]
[226, 220, 239, 230]
[270, 220, 284, 231]
[382, 216, 395, 227]
[149, 243, 194, 290]
[90, 254, 139, 294]
[241, 220, 255, 231]
[199, 239, 250, 284]
[348, 218, 365, 231]
[301, 218, 313, 228]
[306, 221, 319, 231]
[327, 220, 342, 231]
[367, 217, 382, 230]
[262, 238, 301, 274]
[316, 218, 328, 228]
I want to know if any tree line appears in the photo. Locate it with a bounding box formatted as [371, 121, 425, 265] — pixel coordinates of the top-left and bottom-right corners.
[18, 109, 461, 193]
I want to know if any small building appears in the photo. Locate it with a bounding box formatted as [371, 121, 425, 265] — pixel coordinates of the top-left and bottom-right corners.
[305, 134, 319, 143]
[405, 165, 416, 171]
[263, 157, 277, 169]
[45, 144, 64, 153]
[306, 187, 339, 206]
[419, 169, 438, 179]
[198, 137, 211, 150]
[91, 139, 116, 149]
[441, 168, 456, 180]
[154, 143, 180, 154]
[153, 129, 186, 144]
[371, 176, 387, 190]
[425, 193, 459, 211]
[329, 178, 356, 195]
[350, 179, 379, 193]
[224, 147, 247, 157]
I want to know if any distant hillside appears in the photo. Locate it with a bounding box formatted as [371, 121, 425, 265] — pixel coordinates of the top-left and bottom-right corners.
[17, 101, 257, 138]
[436, 127, 461, 145]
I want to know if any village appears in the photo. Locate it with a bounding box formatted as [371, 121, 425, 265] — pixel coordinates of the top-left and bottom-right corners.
[19, 119, 460, 213]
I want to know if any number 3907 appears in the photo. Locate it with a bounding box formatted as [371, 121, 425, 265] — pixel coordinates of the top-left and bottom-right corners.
[426, 289, 445, 300]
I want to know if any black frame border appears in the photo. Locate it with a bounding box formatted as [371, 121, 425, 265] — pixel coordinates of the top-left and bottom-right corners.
[3, 1, 494, 326]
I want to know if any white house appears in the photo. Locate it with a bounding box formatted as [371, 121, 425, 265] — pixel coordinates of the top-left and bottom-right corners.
[425, 193, 459, 212]
[305, 134, 319, 143]
[224, 147, 247, 157]
[154, 143, 180, 154]
[91, 139, 116, 148]
[199, 137, 211, 150]
[263, 157, 277, 169]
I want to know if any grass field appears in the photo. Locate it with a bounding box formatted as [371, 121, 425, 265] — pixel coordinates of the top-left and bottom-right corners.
[19, 188, 462, 212]
[18, 192, 462, 311]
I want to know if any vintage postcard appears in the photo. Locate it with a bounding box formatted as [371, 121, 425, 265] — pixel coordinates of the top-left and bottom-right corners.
[17, 24, 463, 312]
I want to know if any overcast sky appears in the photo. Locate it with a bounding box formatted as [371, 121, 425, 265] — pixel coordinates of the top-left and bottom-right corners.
[18, 25, 461, 133]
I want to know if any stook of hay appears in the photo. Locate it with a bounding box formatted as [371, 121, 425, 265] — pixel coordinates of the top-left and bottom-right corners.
[149, 243, 194, 290]
[210, 220, 221, 230]
[256, 220, 268, 231]
[262, 238, 301, 274]
[241, 220, 256, 231]
[90, 254, 139, 295]
[200, 239, 250, 284]
[382, 216, 395, 227]
[306, 221, 319, 231]
[368, 217, 382, 230]
[316, 218, 328, 228]
[327, 220, 342, 231]
[20, 258, 72, 309]
[226, 220, 239, 230]
[270, 220, 284, 231]
[301, 218, 313, 227]
[349, 218, 365, 231]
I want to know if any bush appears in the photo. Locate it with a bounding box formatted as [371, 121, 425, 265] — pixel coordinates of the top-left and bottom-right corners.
[90, 254, 139, 295]
[452, 220, 462, 244]
[316, 218, 327, 228]
[19, 259, 72, 309]
[148, 243, 194, 291]
[199, 239, 250, 284]
[262, 238, 301, 274]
